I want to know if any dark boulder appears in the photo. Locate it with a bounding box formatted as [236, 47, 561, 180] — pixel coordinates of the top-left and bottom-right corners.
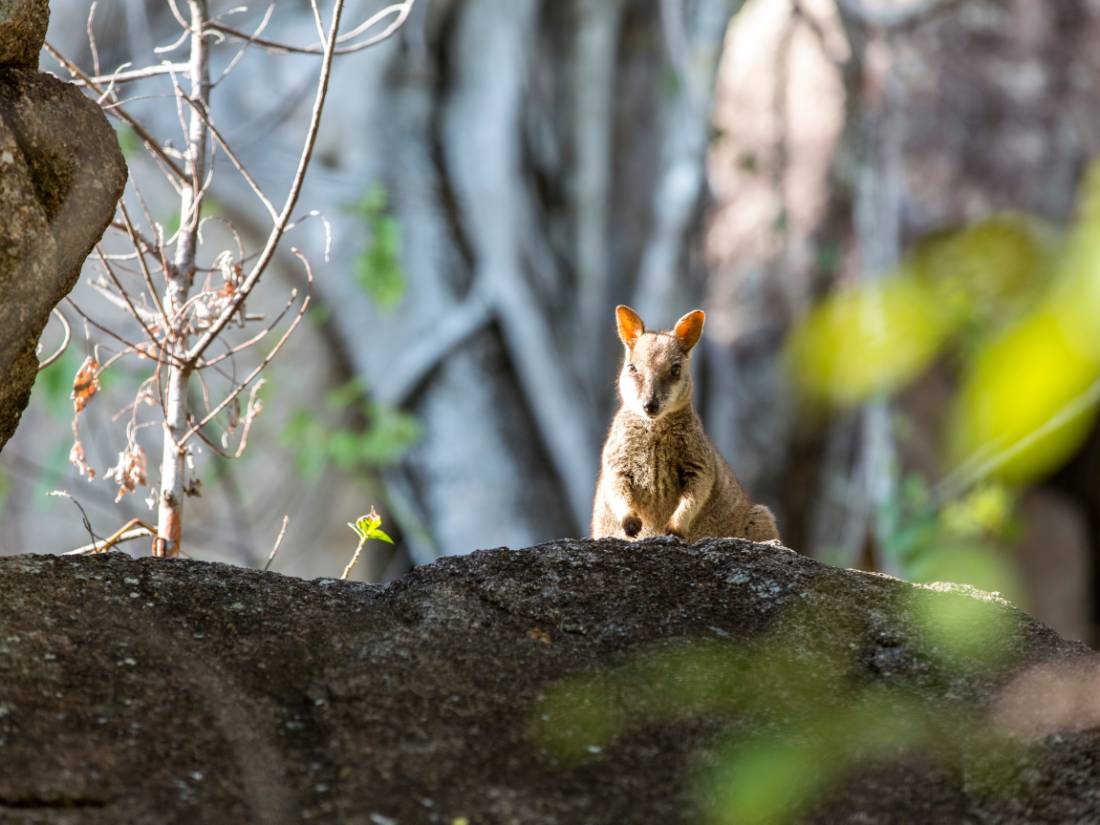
[0, 538, 1097, 824]
[0, 0, 126, 451]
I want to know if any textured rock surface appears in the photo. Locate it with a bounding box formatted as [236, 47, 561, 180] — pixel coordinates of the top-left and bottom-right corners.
[0, 2, 127, 451]
[0, 0, 48, 68]
[0, 538, 1098, 824]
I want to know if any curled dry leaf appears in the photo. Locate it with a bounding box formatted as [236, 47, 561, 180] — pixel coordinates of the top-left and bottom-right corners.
[71, 357, 101, 413]
[105, 444, 148, 503]
[68, 440, 95, 479]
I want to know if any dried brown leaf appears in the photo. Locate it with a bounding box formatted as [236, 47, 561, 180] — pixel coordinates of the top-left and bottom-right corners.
[68, 440, 95, 479]
[71, 357, 101, 413]
[105, 444, 148, 502]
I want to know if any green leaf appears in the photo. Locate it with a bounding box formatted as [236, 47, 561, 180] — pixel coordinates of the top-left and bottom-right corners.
[351, 184, 407, 312]
[347, 508, 393, 546]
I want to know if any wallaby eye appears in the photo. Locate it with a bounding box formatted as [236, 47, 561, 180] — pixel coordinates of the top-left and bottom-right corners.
[627, 363, 638, 375]
[670, 363, 682, 378]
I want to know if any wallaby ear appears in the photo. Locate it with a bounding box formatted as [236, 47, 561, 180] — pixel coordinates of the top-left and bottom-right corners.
[616, 305, 646, 348]
[674, 310, 705, 352]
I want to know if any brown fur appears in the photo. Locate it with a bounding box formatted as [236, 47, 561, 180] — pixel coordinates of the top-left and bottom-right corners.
[591, 306, 780, 543]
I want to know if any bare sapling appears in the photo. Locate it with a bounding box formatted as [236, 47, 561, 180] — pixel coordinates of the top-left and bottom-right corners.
[46, 0, 416, 558]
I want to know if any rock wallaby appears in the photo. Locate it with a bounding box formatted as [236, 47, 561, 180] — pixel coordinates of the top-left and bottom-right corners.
[591, 305, 780, 544]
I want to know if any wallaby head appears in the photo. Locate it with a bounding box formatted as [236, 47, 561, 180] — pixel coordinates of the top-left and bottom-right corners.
[615, 305, 705, 421]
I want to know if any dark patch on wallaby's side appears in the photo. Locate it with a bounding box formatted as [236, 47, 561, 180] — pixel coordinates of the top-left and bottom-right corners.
[591, 305, 780, 543]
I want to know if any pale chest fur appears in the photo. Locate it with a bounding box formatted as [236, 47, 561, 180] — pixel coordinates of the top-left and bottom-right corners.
[602, 410, 710, 517]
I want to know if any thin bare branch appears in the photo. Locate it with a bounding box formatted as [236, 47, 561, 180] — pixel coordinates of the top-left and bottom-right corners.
[37, 308, 72, 372]
[188, 376, 265, 460]
[176, 92, 278, 221]
[47, 491, 102, 551]
[187, 0, 348, 364]
[198, 288, 300, 369]
[82, 61, 191, 85]
[155, 26, 191, 56]
[86, 2, 102, 77]
[263, 514, 290, 571]
[95, 245, 165, 345]
[62, 518, 156, 556]
[64, 298, 181, 368]
[207, 0, 411, 56]
[117, 201, 173, 335]
[341, 539, 366, 581]
[184, 250, 315, 457]
[215, 3, 275, 85]
[165, 0, 189, 30]
[181, 296, 308, 445]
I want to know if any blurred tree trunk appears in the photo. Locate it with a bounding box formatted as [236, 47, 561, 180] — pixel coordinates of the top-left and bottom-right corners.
[296, 0, 745, 560]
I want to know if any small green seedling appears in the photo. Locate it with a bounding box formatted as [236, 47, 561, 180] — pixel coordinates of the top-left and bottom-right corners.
[341, 507, 394, 581]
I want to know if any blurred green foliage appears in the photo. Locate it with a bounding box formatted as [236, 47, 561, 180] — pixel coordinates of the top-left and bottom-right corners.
[352, 185, 406, 311]
[788, 275, 950, 404]
[788, 160, 1100, 486]
[32, 348, 82, 420]
[877, 476, 1020, 591]
[533, 592, 1023, 825]
[282, 379, 420, 479]
[682, 163, 1100, 824]
[114, 125, 140, 159]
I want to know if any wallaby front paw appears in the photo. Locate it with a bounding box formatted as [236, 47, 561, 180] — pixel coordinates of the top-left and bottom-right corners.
[663, 524, 685, 539]
[622, 514, 642, 538]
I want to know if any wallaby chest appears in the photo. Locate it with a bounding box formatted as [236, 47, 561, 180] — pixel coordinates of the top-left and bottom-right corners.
[606, 414, 704, 507]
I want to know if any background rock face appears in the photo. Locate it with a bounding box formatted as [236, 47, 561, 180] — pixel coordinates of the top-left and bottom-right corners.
[0, 540, 1096, 824]
[0, 7, 126, 452]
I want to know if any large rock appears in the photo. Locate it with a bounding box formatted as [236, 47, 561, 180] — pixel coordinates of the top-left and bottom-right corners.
[0, 15, 127, 451]
[0, 538, 1097, 824]
[0, 0, 48, 69]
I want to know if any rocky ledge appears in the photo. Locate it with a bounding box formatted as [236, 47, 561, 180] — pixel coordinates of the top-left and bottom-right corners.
[0, 539, 1097, 824]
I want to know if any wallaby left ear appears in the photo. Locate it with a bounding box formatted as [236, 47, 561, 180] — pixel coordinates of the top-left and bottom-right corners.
[616, 305, 646, 348]
[674, 310, 705, 352]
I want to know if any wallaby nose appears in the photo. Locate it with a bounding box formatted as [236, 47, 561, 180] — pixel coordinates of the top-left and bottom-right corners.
[644, 399, 659, 415]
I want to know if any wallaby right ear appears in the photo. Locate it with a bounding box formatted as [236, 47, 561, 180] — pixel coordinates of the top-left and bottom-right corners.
[616, 305, 646, 348]
[674, 309, 705, 352]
